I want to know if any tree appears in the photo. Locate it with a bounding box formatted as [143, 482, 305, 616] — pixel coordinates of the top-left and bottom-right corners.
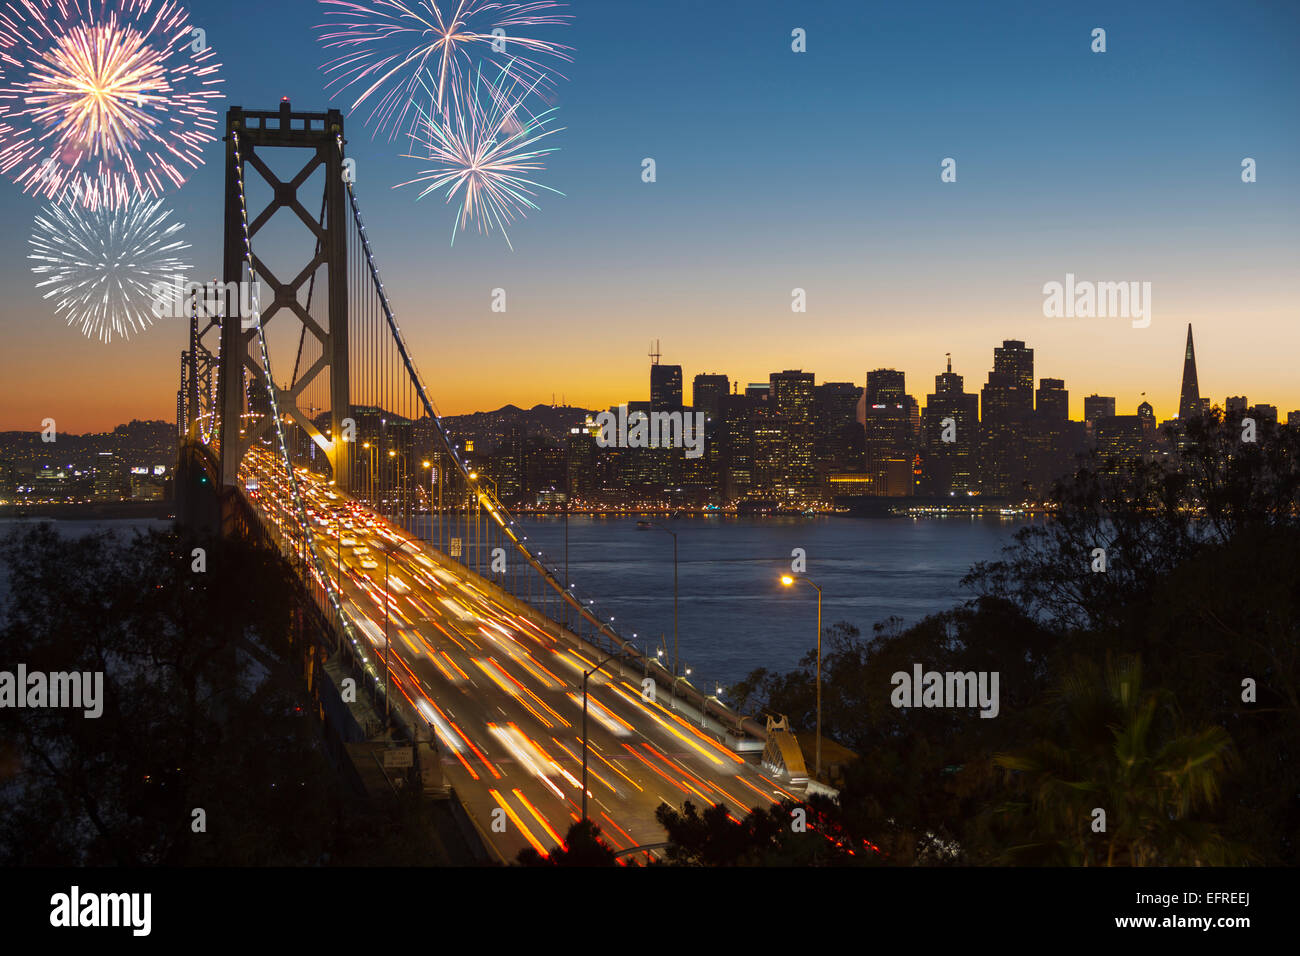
[516, 819, 618, 866]
[993, 654, 1245, 866]
[653, 799, 875, 866]
[0, 523, 459, 865]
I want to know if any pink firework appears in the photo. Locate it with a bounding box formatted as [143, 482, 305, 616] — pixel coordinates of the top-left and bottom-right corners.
[317, 0, 571, 139]
[0, 0, 223, 208]
[396, 63, 563, 250]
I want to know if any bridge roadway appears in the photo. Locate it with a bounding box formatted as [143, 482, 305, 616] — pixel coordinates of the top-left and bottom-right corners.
[240, 449, 798, 863]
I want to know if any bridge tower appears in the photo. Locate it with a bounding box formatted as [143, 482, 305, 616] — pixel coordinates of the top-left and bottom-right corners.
[217, 101, 351, 495]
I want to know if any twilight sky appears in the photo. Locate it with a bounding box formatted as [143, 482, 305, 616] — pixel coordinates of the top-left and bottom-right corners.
[1, 0, 1297, 432]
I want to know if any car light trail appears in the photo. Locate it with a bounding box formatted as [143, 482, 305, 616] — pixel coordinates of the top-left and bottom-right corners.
[566, 692, 632, 737]
[488, 724, 565, 799]
[488, 789, 549, 857]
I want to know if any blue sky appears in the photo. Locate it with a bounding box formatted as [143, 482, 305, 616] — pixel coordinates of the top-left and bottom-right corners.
[1, 0, 1297, 429]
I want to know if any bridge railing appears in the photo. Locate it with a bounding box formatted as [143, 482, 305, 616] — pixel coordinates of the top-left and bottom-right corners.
[335, 137, 762, 743]
[231, 480, 429, 746]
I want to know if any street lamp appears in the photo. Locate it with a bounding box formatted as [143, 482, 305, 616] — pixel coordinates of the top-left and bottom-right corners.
[422, 459, 437, 549]
[581, 649, 619, 822]
[360, 441, 378, 506]
[468, 470, 501, 577]
[387, 448, 410, 526]
[638, 521, 679, 680]
[780, 574, 823, 780]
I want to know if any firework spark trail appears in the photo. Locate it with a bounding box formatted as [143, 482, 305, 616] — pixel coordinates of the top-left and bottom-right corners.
[396, 63, 563, 250]
[0, 0, 223, 208]
[29, 191, 191, 343]
[317, 0, 571, 139]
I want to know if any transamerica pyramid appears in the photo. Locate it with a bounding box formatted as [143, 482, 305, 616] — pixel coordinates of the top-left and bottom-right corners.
[1178, 324, 1201, 420]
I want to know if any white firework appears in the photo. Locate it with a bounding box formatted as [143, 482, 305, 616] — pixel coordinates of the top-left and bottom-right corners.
[29, 192, 191, 343]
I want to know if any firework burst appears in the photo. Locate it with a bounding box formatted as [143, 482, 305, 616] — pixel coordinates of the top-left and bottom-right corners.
[0, 0, 223, 208]
[29, 190, 191, 343]
[396, 64, 563, 249]
[317, 0, 570, 139]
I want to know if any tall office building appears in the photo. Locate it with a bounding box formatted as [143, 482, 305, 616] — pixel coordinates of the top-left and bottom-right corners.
[980, 340, 1035, 498]
[1226, 396, 1248, 419]
[1084, 394, 1116, 425]
[566, 422, 597, 498]
[688, 374, 729, 500]
[921, 356, 979, 495]
[1178, 324, 1202, 421]
[1030, 377, 1072, 495]
[994, 339, 1035, 403]
[649, 343, 683, 411]
[1036, 378, 1069, 422]
[718, 390, 755, 499]
[1252, 404, 1278, 425]
[769, 370, 816, 493]
[864, 368, 912, 496]
[814, 381, 863, 471]
[1097, 401, 1157, 468]
[93, 451, 121, 500]
[691, 373, 729, 420]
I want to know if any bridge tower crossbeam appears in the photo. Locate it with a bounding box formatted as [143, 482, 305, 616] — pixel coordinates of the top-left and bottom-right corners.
[217, 101, 350, 493]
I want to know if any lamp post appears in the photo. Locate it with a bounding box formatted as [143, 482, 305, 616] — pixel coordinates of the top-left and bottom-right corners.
[382, 544, 391, 728]
[639, 522, 679, 680]
[387, 448, 409, 528]
[468, 470, 498, 576]
[780, 574, 823, 780]
[702, 684, 723, 728]
[334, 513, 343, 593]
[361, 441, 378, 507]
[582, 648, 619, 822]
[422, 459, 434, 548]
[565, 456, 571, 630]
[670, 667, 693, 708]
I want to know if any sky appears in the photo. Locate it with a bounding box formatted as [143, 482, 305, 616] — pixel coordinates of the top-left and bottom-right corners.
[1, 0, 1297, 432]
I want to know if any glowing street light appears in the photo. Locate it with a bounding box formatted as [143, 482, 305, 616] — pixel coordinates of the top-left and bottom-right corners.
[780, 573, 824, 780]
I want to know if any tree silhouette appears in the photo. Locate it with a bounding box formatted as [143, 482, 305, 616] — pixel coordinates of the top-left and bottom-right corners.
[994, 654, 1246, 865]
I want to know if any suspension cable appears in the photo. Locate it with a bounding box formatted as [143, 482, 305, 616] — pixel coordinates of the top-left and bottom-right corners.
[229, 127, 375, 685]
[335, 133, 635, 657]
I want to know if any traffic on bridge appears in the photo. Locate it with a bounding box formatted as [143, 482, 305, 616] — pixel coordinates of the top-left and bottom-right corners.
[242, 446, 800, 862]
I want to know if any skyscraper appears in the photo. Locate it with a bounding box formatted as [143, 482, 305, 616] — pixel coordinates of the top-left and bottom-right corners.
[770, 370, 816, 494]
[980, 341, 1035, 497]
[1178, 324, 1201, 420]
[814, 381, 863, 471]
[1030, 377, 1072, 495]
[921, 355, 979, 495]
[865, 368, 912, 496]
[1084, 394, 1117, 425]
[1036, 378, 1069, 422]
[994, 339, 1035, 407]
[689, 373, 729, 500]
[650, 363, 683, 411]
[691, 373, 729, 420]
[718, 390, 755, 499]
[649, 343, 683, 411]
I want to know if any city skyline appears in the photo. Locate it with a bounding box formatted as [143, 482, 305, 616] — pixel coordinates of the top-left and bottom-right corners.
[1, 0, 1298, 430]
[1, 321, 1292, 434]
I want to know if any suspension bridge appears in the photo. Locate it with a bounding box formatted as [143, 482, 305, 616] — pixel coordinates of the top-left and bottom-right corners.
[175, 101, 805, 862]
